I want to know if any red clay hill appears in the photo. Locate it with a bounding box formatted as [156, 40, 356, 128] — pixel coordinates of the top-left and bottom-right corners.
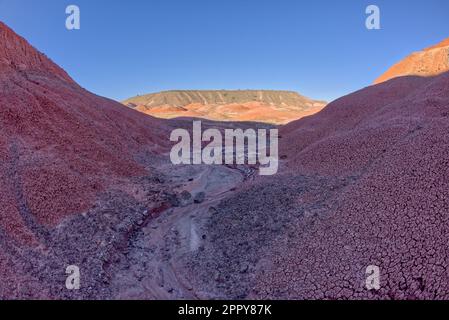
[253, 71, 449, 299]
[0, 21, 171, 232]
[183, 43, 449, 299]
[0, 21, 174, 298]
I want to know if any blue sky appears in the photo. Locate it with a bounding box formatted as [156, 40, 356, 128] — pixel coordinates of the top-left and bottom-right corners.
[1, 0, 448, 102]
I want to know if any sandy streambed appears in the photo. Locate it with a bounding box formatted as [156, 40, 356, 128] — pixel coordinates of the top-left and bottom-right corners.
[111, 163, 245, 299]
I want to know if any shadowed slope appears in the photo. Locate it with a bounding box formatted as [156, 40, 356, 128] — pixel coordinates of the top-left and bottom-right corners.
[0, 21, 168, 240]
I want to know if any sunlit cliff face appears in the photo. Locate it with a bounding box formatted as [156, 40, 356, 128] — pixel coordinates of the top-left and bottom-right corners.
[375, 37, 449, 84]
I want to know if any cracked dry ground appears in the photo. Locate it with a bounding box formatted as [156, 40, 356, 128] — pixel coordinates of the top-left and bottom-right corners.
[0, 147, 358, 299]
[2, 151, 449, 299]
[2, 139, 449, 300]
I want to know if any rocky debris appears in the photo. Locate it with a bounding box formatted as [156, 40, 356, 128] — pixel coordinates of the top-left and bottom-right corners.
[0, 177, 167, 299]
[163, 190, 203, 207]
[179, 191, 193, 207]
[208, 207, 219, 215]
[163, 192, 180, 207]
[183, 174, 352, 299]
[259, 70, 449, 299]
[193, 192, 206, 204]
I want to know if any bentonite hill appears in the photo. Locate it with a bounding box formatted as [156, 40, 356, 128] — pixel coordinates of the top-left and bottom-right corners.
[1, 21, 449, 300]
[0, 21, 171, 298]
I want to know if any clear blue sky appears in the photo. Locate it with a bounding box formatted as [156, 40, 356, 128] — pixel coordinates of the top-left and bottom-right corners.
[1, 0, 448, 102]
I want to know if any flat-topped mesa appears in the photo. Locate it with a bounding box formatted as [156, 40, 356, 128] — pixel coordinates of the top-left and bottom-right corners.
[124, 90, 325, 108]
[374, 37, 449, 84]
[123, 90, 327, 125]
[0, 21, 73, 83]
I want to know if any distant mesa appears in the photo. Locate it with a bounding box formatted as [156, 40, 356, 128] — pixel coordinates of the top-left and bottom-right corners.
[375, 37, 449, 84]
[122, 90, 327, 125]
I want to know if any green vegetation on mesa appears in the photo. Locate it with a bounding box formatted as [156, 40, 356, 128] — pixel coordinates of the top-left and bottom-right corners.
[123, 90, 326, 109]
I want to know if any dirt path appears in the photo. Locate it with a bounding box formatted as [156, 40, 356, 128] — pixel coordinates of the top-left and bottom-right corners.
[111, 163, 245, 299]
